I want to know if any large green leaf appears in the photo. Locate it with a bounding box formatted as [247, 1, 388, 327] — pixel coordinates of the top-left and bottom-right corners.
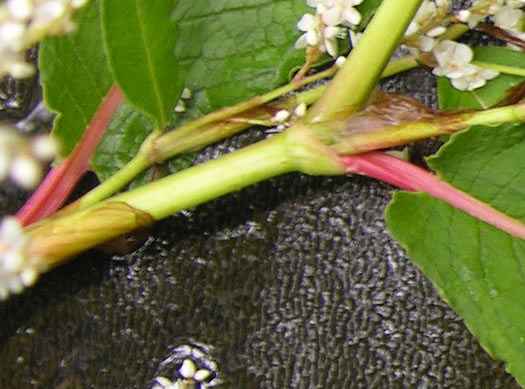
[39, 0, 113, 157]
[438, 46, 525, 110]
[92, 100, 155, 182]
[171, 0, 310, 122]
[91, 99, 195, 186]
[386, 123, 525, 386]
[100, 0, 183, 129]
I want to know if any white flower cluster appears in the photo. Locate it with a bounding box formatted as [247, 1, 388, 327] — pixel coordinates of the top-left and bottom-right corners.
[295, 0, 365, 57]
[459, 0, 525, 30]
[153, 359, 213, 389]
[432, 40, 499, 91]
[0, 216, 41, 299]
[0, 126, 56, 189]
[404, 0, 451, 52]
[0, 0, 89, 79]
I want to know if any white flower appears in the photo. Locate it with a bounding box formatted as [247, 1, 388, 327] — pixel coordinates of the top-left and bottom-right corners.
[432, 40, 474, 79]
[295, 13, 323, 48]
[494, 5, 524, 31]
[405, 0, 438, 36]
[432, 40, 499, 91]
[6, 0, 34, 22]
[418, 35, 437, 52]
[457, 9, 487, 29]
[323, 25, 343, 56]
[179, 359, 197, 379]
[0, 126, 56, 189]
[0, 216, 40, 299]
[294, 12, 343, 57]
[0, 0, 91, 79]
[449, 65, 499, 91]
[320, 0, 365, 27]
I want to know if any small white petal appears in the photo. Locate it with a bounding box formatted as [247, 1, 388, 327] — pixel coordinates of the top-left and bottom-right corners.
[0, 22, 26, 50]
[174, 100, 186, 113]
[306, 0, 324, 8]
[324, 35, 338, 57]
[71, 0, 89, 8]
[179, 359, 196, 379]
[20, 267, 38, 287]
[451, 77, 468, 91]
[294, 103, 307, 117]
[458, 10, 471, 23]
[305, 29, 320, 46]
[31, 135, 57, 161]
[342, 7, 362, 26]
[155, 376, 173, 387]
[321, 6, 342, 26]
[0, 217, 23, 240]
[9, 62, 35, 79]
[294, 33, 308, 49]
[193, 369, 212, 382]
[181, 88, 192, 100]
[297, 14, 316, 32]
[418, 35, 435, 52]
[6, 0, 34, 21]
[9, 154, 42, 189]
[349, 30, 361, 47]
[324, 26, 340, 39]
[405, 21, 420, 36]
[3, 251, 24, 272]
[335, 56, 346, 68]
[273, 110, 290, 123]
[426, 26, 446, 37]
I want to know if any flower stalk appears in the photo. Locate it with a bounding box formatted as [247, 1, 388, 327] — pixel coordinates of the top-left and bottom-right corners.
[306, 0, 423, 122]
[25, 122, 344, 265]
[343, 152, 525, 241]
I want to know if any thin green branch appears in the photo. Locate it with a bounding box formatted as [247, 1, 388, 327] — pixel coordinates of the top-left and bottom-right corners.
[306, 0, 423, 122]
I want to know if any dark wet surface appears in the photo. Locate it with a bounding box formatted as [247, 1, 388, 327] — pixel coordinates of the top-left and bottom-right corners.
[0, 12, 520, 389]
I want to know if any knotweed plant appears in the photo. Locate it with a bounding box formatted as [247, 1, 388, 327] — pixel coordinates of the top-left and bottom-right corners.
[3, 0, 525, 385]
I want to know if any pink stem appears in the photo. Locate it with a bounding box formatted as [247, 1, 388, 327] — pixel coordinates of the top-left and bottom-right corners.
[17, 85, 123, 226]
[342, 152, 525, 240]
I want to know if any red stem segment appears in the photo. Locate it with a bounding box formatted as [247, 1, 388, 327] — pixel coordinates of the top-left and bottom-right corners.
[16, 84, 122, 226]
[342, 152, 525, 240]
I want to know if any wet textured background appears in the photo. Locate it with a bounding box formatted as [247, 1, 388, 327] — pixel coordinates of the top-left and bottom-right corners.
[0, 9, 522, 389]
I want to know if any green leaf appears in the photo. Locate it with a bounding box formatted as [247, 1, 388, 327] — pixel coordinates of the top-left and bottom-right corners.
[356, 0, 382, 30]
[39, 0, 113, 157]
[386, 123, 525, 386]
[437, 46, 525, 110]
[100, 0, 183, 128]
[92, 99, 195, 185]
[171, 0, 310, 123]
[92, 100, 155, 182]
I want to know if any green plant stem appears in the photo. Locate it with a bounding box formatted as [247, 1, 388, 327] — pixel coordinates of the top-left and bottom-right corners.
[68, 51, 424, 214]
[158, 66, 339, 150]
[439, 23, 469, 41]
[473, 61, 525, 77]
[306, 0, 423, 122]
[332, 102, 525, 155]
[60, 133, 158, 214]
[382, 55, 419, 78]
[26, 124, 344, 263]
